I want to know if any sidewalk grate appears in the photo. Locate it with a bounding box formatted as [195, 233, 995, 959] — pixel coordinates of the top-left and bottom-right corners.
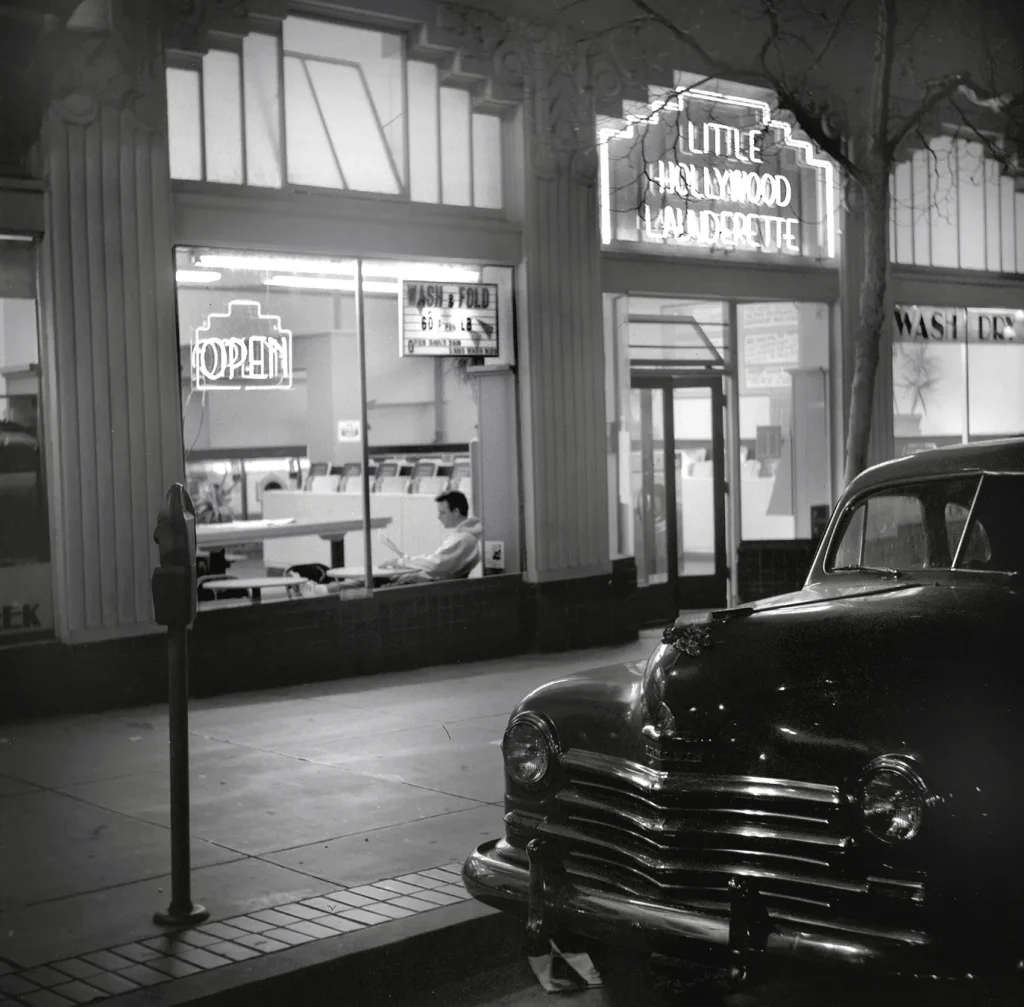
[0, 864, 470, 1006]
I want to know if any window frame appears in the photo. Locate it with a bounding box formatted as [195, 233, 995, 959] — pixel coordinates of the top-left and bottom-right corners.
[165, 19, 509, 211]
[822, 472, 984, 576]
[952, 471, 1024, 573]
[0, 232, 53, 582]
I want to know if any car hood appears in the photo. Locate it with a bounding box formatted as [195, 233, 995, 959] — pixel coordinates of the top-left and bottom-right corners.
[652, 578, 1024, 783]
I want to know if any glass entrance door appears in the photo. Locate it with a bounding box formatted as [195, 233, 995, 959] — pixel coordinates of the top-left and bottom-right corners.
[630, 376, 727, 623]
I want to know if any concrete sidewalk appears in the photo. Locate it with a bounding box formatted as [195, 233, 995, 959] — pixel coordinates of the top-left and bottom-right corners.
[0, 636, 656, 1005]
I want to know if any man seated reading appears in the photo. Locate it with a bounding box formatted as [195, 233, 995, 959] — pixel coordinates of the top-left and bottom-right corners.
[382, 490, 482, 584]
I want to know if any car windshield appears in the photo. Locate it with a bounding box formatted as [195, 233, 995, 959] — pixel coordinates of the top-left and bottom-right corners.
[827, 473, 1024, 576]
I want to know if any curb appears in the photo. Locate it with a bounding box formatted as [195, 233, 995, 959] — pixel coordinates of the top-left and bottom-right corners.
[100, 901, 522, 1007]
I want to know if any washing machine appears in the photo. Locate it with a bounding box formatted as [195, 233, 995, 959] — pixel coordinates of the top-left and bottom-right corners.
[245, 462, 298, 518]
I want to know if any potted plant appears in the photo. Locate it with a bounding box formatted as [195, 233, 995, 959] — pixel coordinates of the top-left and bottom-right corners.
[194, 474, 238, 524]
[893, 342, 939, 437]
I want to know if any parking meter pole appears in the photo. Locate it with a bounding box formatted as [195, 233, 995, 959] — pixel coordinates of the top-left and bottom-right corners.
[152, 483, 209, 927]
[162, 625, 204, 923]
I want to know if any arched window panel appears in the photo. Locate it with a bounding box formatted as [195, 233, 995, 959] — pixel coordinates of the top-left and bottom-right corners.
[243, 33, 283, 188]
[472, 113, 503, 209]
[282, 16, 405, 192]
[929, 136, 959, 269]
[301, 59, 402, 193]
[440, 87, 472, 206]
[889, 137, 1023, 274]
[283, 56, 344, 189]
[166, 67, 203, 180]
[202, 49, 244, 184]
[168, 42, 283, 188]
[408, 61, 440, 203]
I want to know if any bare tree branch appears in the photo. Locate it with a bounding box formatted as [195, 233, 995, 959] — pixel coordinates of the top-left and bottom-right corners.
[628, 0, 732, 75]
[774, 86, 862, 178]
[887, 72, 973, 154]
[804, 0, 857, 77]
[958, 83, 1021, 114]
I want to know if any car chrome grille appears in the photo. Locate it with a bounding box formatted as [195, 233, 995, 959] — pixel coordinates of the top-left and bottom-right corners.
[540, 750, 923, 923]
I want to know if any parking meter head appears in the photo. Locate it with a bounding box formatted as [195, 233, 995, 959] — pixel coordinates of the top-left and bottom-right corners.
[154, 484, 197, 568]
[152, 484, 197, 627]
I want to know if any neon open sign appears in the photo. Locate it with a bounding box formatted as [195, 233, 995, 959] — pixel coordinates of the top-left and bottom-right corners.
[191, 300, 293, 391]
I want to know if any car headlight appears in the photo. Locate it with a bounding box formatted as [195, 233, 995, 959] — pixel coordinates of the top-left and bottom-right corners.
[503, 712, 558, 788]
[859, 757, 927, 843]
[642, 643, 677, 732]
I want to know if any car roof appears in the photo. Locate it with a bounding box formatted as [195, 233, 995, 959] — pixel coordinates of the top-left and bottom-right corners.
[848, 437, 1024, 494]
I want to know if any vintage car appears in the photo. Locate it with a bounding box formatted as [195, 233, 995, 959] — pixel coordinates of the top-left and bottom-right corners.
[464, 437, 1024, 984]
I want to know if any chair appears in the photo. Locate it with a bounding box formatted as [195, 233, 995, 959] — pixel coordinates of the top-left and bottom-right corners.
[375, 475, 412, 493]
[197, 574, 248, 602]
[411, 475, 450, 495]
[286, 563, 331, 584]
[308, 474, 341, 493]
[303, 462, 329, 490]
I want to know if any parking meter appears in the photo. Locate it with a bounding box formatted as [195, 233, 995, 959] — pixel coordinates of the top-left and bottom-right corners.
[152, 483, 197, 628]
[151, 482, 208, 926]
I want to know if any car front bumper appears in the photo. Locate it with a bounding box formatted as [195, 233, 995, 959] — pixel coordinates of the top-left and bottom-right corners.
[463, 838, 956, 976]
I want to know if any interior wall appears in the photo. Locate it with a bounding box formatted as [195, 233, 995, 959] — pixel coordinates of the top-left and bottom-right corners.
[0, 297, 39, 398]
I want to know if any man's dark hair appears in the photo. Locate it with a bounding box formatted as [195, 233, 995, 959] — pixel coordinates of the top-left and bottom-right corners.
[435, 490, 469, 517]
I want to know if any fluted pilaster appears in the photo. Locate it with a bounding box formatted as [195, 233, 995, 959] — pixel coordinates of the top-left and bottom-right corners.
[42, 91, 183, 640]
[505, 33, 613, 580]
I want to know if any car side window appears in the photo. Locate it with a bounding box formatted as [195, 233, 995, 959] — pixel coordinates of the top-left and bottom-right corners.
[963, 475, 1024, 572]
[944, 502, 971, 558]
[862, 495, 927, 569]
[958, 519, 993, 567]
[832, 504, 865, 568]
[830, 493, 927, 570]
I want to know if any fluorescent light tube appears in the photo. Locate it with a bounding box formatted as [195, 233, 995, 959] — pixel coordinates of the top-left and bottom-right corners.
[176, 270, 222, 284]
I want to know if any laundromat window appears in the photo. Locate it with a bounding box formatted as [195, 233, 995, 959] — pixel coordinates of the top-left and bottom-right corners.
[175, 247, 520, 607]
[0, 235, 54, 640]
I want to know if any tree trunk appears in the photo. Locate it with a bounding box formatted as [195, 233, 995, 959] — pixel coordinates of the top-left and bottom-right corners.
[843, 0, 897, 485]
[843, 174, 891, 484]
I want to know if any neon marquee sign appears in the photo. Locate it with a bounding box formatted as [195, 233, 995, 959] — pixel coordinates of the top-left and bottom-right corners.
[599, 87, 836, 260]
[191, 300, 293, 391]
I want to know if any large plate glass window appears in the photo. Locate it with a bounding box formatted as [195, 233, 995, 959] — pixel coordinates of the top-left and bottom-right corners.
[737, 301, 832, 541]
[175, 248, 518, 609]
[892, 305, 1024, 456]
[0, 235, 52, 640]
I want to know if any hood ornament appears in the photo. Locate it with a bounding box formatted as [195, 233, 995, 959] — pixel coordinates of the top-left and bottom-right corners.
[663, 620, 713, 658]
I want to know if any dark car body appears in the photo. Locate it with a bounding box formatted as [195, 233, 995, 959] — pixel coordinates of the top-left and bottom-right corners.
[464, 438, 1024, 981]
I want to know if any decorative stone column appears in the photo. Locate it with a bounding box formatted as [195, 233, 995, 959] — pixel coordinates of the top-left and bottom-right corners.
[40, 71, 184, 641]
[498, 35, 606, 575]
[493, 31, 638, 648]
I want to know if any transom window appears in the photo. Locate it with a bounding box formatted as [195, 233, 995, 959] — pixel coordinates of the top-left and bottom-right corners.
[165, 17, 504, 208]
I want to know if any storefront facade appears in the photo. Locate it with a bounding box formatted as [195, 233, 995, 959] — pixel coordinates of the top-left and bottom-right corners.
[597, 75, 843, 616]
[886, 137, 1024, 458]
[0, 1, 635, 716]
[1, 1, 1022, 715]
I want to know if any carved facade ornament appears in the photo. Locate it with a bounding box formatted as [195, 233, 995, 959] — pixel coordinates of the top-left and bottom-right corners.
[49, 0, 248, 130]
[445, 3, 633, 187]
